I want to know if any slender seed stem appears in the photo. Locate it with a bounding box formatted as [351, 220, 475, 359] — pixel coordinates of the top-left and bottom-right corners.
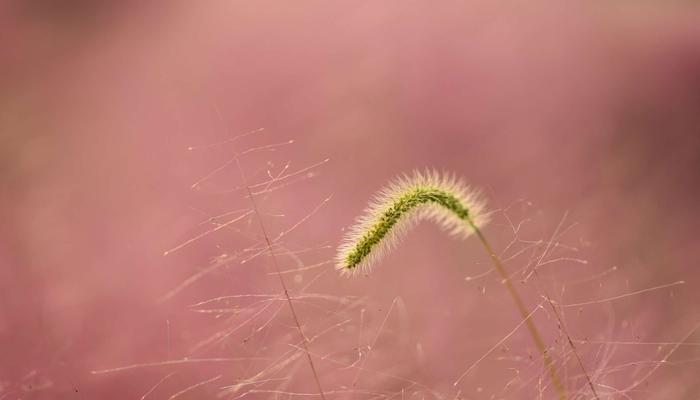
[467, 217, 567, 400]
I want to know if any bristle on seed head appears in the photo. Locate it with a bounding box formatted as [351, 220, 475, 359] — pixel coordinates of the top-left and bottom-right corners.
[336, 170, 489, 276]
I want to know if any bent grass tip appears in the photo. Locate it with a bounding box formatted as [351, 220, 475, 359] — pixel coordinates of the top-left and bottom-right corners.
[336, 170, 489, 275]
[335, 170, 568, 399]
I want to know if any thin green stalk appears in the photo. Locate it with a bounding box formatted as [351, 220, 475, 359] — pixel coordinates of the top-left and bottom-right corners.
[467, 217, 566, 400]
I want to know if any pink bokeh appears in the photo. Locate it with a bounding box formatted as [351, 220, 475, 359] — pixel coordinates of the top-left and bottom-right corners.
[2, 2, 700, 399]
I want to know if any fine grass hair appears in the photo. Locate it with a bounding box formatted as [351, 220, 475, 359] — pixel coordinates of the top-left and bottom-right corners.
[336, 170, 489, 275]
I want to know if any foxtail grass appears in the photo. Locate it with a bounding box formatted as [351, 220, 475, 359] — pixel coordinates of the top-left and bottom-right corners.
[336, 170, 567, 399]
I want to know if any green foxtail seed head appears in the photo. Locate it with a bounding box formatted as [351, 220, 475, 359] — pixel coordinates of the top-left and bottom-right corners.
[336, 170, 489, 275]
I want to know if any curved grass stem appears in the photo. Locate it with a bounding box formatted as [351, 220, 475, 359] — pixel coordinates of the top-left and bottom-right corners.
[467, 217, 567, 400]
[337, 171, 566, 398]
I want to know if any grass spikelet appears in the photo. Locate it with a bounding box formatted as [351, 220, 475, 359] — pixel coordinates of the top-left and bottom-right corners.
[337, 170, 568, 399]
[336, 170, 488, 275]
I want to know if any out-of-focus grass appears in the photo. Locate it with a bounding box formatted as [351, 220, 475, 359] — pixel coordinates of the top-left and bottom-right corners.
[1, 1, 699, 399]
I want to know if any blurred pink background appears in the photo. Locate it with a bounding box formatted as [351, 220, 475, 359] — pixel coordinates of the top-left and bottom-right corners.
[2, 1, 700, 399]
